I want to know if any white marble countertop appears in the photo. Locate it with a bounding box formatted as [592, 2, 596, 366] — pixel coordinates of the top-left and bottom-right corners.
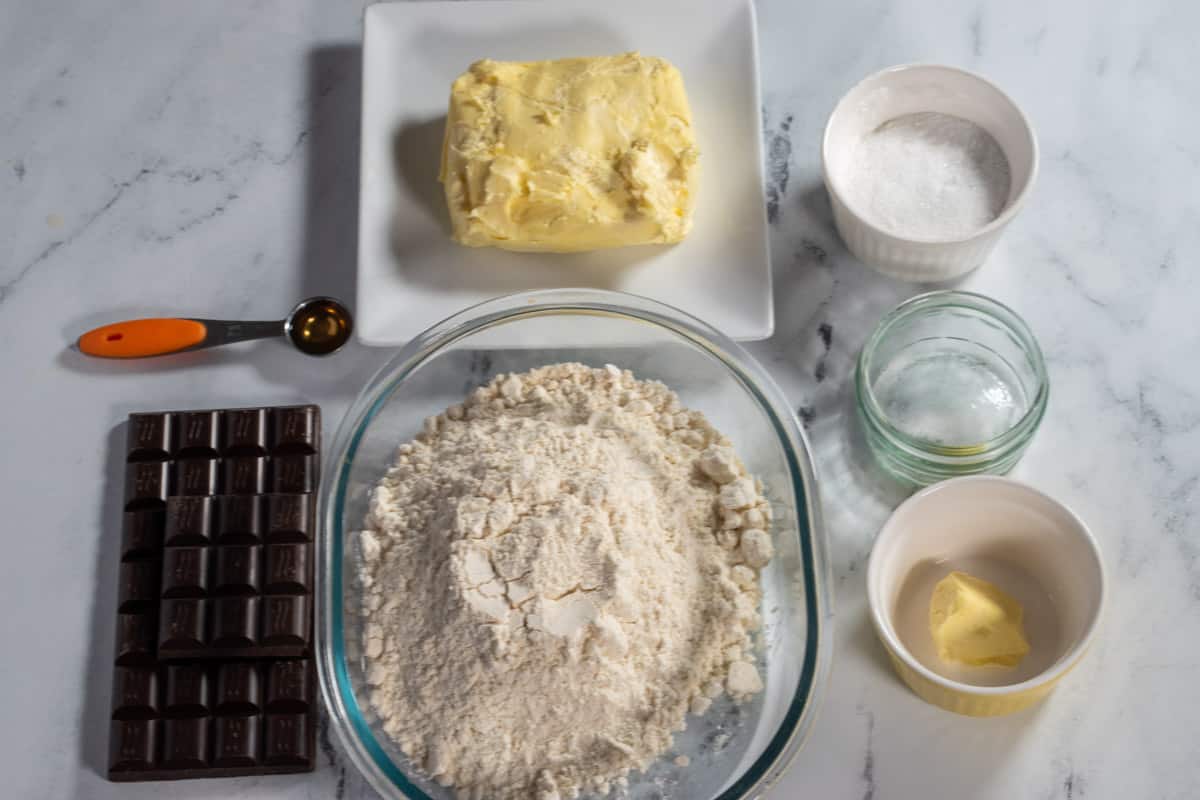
[3, 0, 1198, 797]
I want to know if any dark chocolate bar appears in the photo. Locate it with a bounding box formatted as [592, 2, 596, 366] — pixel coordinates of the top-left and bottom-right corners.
[107, 405, 320, 781]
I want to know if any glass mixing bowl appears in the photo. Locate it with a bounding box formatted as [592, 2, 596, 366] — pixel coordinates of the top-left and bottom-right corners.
[317, 289, 832, 800]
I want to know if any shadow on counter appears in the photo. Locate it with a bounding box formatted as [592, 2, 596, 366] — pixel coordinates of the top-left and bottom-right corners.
[296, 44, 361, 323]
[77, 422, 128, 777]
[248, 43, 384, 396]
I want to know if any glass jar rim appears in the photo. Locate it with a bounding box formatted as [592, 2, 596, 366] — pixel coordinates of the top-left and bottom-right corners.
[856, 290, 1049, 459]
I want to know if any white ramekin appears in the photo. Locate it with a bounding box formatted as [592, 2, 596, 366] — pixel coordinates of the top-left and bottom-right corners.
[822, 64, 1039, 282]
[867, 476, 1105, 716]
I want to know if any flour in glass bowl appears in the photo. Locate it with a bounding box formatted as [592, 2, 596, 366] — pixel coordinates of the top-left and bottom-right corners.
[844, 111, 1012, 239]
[357, 363, 774, 800]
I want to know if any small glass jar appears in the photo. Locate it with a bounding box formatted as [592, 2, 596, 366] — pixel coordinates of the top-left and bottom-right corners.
[855, 291, 1048, 486]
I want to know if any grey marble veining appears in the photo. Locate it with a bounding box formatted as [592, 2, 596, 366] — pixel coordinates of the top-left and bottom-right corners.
[2, 0, 1199, 797]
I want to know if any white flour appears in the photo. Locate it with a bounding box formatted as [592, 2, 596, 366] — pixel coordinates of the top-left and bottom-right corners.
[358, 363, 773, 800]
[845, 111, 1011, 239]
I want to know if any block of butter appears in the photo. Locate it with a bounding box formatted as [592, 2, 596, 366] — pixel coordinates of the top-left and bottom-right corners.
[438, 52, 699, 252]
[929, 571, 1030, 668]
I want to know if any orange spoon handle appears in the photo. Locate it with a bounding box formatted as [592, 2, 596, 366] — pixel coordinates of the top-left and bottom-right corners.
[77, 318, 209, 358]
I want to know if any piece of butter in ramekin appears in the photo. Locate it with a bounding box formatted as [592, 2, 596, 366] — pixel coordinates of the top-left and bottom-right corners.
[930, 571, 1030, 668]
[439, 52, 699, 253]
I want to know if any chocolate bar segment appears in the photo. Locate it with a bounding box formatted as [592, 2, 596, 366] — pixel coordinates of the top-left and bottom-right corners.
[270, 454, 316, 494]
[265, 494, 312, 543]
[115, 613, 157, 667]
[271, 407, 318, 454]
[216, 495, 263, 543]
[177, 411, 221, 458]
[222, 409, 269, 455]
[159, 598, 207, 655]
[214, 545, 260, 595]
[212, 596, 259, 650]
[265, 661, 310, 713]
[110, 719, 159, 772]
[165, 664, 210, 716]
[161, 547, 208, 598]
[127, 413, 172, 461]
[119, 560, 161, 613]
[176, 459, 220, 497]
[122, 510, 165, 560]
[163, 717, 210, 769]
[264, 544, 309, 595]
[164, 497, 212, 546]
[225, 456, 268, 495]
[264, 714, 310, 766]
[112, 667, 159, 719]
[215, 663, 261, 715]
[261, 595, 309, 650]
[108, 405, 319, 781]
[214, 715, 260, 767]
[125, 462, 170, 510]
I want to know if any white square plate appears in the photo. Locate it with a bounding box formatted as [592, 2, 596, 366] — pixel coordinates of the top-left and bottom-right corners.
[358, 0, 772, 344]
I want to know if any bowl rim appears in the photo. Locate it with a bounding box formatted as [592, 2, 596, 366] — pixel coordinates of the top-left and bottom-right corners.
[866, 475, 1106, 697]
[315, 287, 834, 800]
[820, 62, 1041, 246]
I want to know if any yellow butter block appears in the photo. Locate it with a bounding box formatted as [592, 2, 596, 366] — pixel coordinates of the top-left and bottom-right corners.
[929, 571, 1030, 668]
[439, 52, 699, 252]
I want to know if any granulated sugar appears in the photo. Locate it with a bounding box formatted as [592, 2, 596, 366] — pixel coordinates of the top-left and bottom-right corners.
[358, 363, 773, 800]
[844, 111, 1012, 239]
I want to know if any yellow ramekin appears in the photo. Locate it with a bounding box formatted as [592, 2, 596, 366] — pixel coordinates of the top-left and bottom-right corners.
[867, 476, 1105, 717]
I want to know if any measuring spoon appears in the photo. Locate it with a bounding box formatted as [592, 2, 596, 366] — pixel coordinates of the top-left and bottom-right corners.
[77, 296, 353, 358]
